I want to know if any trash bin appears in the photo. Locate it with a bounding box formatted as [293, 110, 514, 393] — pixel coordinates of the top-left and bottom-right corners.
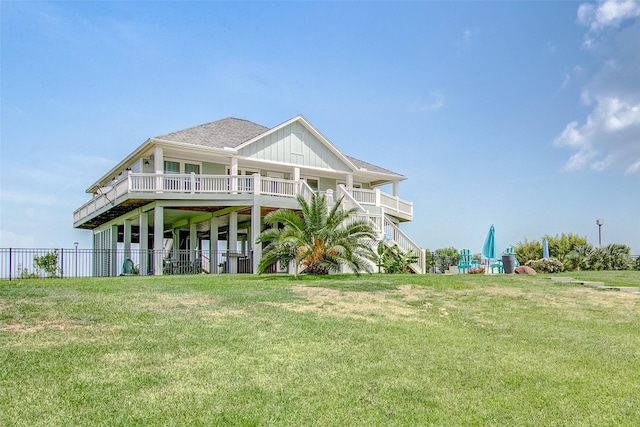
[502, 254, 516, 274]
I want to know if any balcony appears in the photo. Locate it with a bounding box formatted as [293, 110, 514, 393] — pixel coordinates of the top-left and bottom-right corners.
[73, 173, 412, 229]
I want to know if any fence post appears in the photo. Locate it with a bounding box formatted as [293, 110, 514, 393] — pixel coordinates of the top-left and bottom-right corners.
[9, 248, 12, 281]
[60, 248, 64, 279]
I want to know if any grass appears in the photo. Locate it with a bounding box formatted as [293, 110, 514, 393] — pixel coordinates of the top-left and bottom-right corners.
[1, 272, 639, 426]
[554, 270, 640, 287]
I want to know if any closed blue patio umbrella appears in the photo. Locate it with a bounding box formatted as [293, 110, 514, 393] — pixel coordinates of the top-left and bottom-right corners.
[543, 238, 550, 259]
[482, 225, 497, 265]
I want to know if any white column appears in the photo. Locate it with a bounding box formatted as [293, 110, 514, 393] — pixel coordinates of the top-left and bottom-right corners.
[228, 211, 238, 274]
[393, 181, 399, 197]
[293, 167, 300, 181]
[253, 173, 261, 195]
[210, 216, 219, 274]
[154, 205, 164, 275]
[139, 211, 149, 275]
[251, 204, 261, 274]
[154, 146, 164, 193]
[123, 218, 132, 260]
[190, 221, 197, 263]
[230, 157, 238, 193]
[346, 173, 353, 189]
[110, 224, 119, 277]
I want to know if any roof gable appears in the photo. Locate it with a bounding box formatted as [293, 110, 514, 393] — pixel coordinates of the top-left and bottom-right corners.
[236, 116, 353, 172]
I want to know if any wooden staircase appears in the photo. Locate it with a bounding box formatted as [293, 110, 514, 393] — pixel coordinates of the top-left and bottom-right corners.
[335, 186, 425, 274]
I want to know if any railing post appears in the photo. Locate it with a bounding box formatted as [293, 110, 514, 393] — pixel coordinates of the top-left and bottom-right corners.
[375, 188, 381, 207]
[127, 170, 132, 192]
[253, 173, 261, 195]
[190, 172, 196, 194]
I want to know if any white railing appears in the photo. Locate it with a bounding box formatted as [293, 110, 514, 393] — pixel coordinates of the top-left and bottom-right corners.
[298, 180, 315, 204]
[342, 187, 413, 218]
[74, 173, 293, 224]
[383, 217, 425, 274]
[260, 177, 298, 198]
[336, 185, 367, 214]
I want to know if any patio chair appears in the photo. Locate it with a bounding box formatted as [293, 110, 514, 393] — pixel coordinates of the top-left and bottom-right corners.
[490, 260, 503, 273]
[121, 258, 135, 276]
[457, 249, 480, 274]
[503, 247, 520, 267]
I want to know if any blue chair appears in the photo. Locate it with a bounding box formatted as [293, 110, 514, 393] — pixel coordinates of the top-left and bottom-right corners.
[490, 260, 503, 274]
[458, 249, 480, 274]
[503, 247, 520, 267]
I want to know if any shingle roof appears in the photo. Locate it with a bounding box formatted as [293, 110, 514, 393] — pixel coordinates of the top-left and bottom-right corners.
[154, 117, 403, 177]
[154, 118, 269, 149]
[346, 156, 404, 177]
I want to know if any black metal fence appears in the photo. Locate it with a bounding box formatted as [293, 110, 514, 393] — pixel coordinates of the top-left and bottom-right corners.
[0, 248, 253, 280]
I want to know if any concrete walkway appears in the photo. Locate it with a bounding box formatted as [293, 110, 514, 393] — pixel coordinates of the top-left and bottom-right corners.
[549, 277, 640, 294]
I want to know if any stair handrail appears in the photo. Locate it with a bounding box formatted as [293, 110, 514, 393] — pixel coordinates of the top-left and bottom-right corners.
[383, 216, 425, 274]
[336, 184, 367, 214]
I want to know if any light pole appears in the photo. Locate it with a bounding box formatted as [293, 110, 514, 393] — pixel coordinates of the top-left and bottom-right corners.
[595, 219, 603, 248]
[74, 242, 79, 277]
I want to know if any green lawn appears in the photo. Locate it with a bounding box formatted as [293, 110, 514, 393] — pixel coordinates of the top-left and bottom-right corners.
[2, 272, 639, 426]
[553, 270, 640, 287]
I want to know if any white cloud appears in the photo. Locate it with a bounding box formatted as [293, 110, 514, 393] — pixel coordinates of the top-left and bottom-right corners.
[555, 96, 640, 174]
[415, 92, 444, 112]
[578, 0, 640, 31]
[556, 1, 640, 175]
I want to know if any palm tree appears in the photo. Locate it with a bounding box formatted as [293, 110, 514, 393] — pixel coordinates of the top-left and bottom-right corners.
[256, 193, 377, 277]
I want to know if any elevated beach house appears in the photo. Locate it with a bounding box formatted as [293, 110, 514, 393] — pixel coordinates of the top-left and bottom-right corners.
[73, 115, 424, 276]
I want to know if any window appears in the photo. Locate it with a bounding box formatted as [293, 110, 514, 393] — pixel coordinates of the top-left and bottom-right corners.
[185, 163, 200, 174]
[164, 161, 180, 174]
[164, 160, 201, 174]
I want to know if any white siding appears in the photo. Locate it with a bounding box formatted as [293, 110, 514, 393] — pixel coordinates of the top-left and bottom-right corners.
[238, 122, 351, 172]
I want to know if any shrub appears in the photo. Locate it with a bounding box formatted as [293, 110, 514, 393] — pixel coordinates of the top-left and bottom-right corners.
[545, 233, 589, 259]
[434, 247, 459, 273]
[635, 257, 640, 271]
[563, 244, 595, 271]
[525, 257, 565, 273]
[588, 244, 633, 270]
[33, 250, 61, 278]
[468, 267, 485, 275]
[513, 239, 543, 265]
[377, 243, 418, 273]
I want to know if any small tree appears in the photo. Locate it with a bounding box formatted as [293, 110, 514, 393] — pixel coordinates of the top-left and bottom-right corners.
[434, 247, 459, 273]
[33, 250, 61, 278]
[257, 193, 377, 277]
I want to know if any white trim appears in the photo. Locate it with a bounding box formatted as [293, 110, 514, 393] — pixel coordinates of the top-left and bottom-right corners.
[234, 115, 360, 173]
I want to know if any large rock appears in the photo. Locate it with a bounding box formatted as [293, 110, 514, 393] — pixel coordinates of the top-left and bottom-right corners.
[515, 266, 537, 275]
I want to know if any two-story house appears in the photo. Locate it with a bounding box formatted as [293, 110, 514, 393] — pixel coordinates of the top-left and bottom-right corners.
[73, 115, 424, 276]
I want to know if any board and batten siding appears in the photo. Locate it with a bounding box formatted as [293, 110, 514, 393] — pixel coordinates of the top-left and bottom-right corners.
[238, 122, 351, 172]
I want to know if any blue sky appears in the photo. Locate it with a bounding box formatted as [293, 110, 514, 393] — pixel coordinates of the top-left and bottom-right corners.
[1, 0, 639, 255]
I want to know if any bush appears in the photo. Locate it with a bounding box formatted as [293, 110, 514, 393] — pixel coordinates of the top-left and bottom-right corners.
[525, 257, 565, 273]
[635, 257, 640, 271]
[434, 247, 459, 273]
[513, 239, 543, 265]
[588, 244, 633, 270]
[33, 250, 61, 278]
[468, 267, 485, 275]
